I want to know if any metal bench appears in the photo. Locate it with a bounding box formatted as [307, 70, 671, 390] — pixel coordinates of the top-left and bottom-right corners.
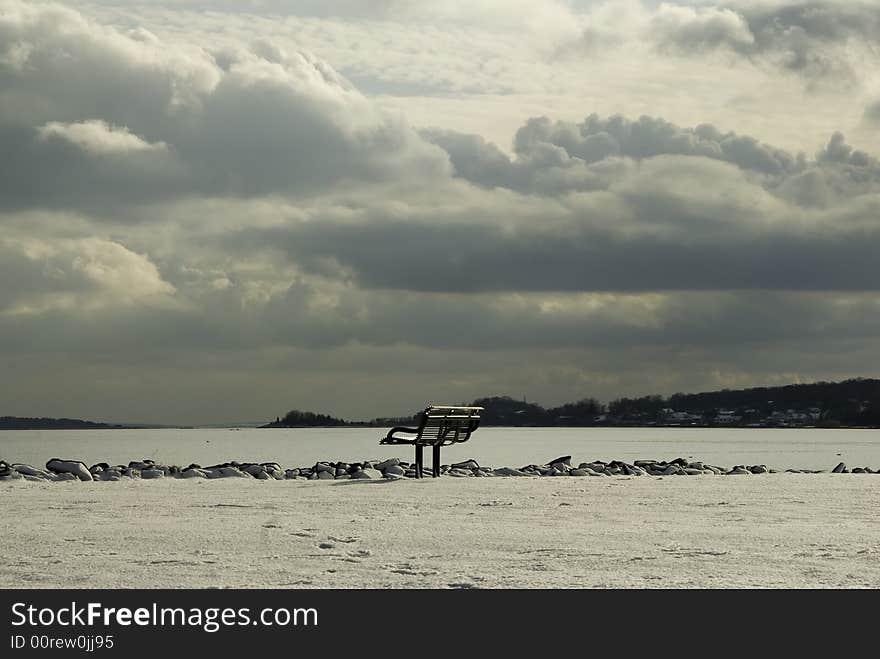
[380, 405, 483, 478]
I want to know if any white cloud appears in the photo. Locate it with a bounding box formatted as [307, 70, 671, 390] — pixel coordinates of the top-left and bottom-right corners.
[651, 4, 756, 52]
[37, 120, 167, 155]
[0, 234, 176, 315]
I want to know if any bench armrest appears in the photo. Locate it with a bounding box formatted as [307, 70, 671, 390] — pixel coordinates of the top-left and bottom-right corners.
[380, 426, 421, 444]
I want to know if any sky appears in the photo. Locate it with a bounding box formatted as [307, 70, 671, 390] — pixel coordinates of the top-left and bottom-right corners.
[2, 0, 880, 424]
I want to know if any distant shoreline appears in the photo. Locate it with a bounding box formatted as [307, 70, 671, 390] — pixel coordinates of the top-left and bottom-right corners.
[6, 377, 878, 431]
[2, 422, 879, 431]
[0, 417, 185, 431]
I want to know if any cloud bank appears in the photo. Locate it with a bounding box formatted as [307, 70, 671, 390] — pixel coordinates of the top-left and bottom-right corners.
[2, 0, 879, 422]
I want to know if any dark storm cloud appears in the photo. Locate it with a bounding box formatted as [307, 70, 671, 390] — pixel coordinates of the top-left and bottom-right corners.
[424, 114, 804, 197]
[2, 268, 880, 355]
[650, 1, 880, 81]
[395, 117, 880, 294]
[260, 209, 880, 293]
[512, 114, 801, 176]
[4, 2, 879, 302]
[0, 2, 448, 215]
[427, 113, 880, 202]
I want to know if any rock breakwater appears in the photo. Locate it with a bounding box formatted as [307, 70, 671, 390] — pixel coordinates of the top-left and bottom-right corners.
[0, 457, 876, 482]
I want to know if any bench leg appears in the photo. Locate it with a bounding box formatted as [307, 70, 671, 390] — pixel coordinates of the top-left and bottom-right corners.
[433, 445, 441, 478]
[415, 445, 423, 479]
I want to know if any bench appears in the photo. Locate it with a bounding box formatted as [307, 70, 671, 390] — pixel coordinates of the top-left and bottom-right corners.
[380, 405, 483, 478]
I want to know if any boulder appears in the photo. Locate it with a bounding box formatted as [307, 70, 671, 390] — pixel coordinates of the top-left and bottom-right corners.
[548, 456, 572, 467]
[451, 459, 480, 470]
[376, 458, 400, 470]
[13, 464, 51, 479]
[141, 469, 165, 479]
[383, 465, 406, 476]
[46, 458, 93, 481]
[178, 469, 207, 479]
[216, 466, 249, 478]
[832, 462, 848, 474]
[350, 468, 382, 480]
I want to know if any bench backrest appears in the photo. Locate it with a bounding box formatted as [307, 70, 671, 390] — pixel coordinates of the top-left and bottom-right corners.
[415, 406, 483, 446]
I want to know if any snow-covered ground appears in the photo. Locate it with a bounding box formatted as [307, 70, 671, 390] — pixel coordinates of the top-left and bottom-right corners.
[2, 475, 879, 588]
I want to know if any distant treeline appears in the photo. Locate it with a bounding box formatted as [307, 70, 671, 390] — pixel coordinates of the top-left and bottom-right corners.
[599, 378, 880, 427]
[470, 396, 603, 426]
[266, 378, 880, 428]
[474, 379, 880, 427]
[0, 416, 128, 430]
[261, 410, 351, 428]
[9, 378, 878, 431]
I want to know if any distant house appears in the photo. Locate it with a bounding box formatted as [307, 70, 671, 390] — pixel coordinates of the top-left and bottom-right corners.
[668, 411, 702, 425]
